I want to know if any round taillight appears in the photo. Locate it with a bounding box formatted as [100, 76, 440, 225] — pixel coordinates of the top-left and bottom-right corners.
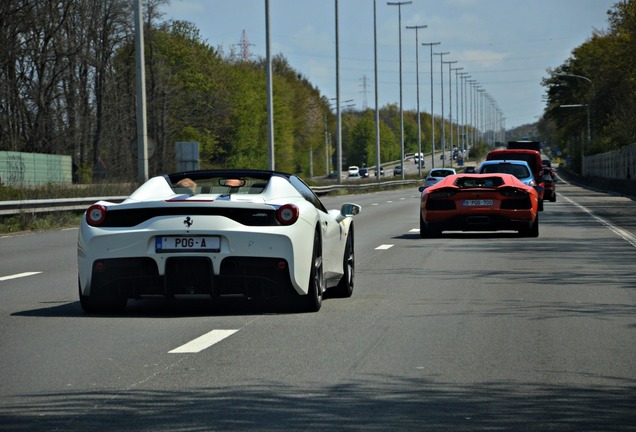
[86, 204, 106, 226]
[276, 204, 299, 225]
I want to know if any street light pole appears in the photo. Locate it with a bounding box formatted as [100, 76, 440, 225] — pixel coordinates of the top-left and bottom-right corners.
[458, 72, 470, 156]
[265, 0, 275, 170]
[334, 0, 342, 183]
[434, 51, 450, 167]
[406, 24, 427, 177]
[388, 1, 412, 180]
[373, 0, 381, 181]
[556, 73, 593, 175]
[422, 42, 440, 169]
[446, 62, 460, 166]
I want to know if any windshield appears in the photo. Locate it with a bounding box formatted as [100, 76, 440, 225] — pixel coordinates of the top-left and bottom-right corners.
[169, 173, 272, 196]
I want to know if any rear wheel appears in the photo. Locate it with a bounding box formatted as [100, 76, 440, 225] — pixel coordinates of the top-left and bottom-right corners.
[302, 230, 324, 312]
[420, 215, 440, 238]
[519, 214, 539, 238]
[78, 280, 127, 314]
[332, 227, 354, 298]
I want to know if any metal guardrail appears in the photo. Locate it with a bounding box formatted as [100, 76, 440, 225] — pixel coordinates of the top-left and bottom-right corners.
[0, 197, 126, 217]
[0, 180, 421, 217]
[312, 179, 419, 195]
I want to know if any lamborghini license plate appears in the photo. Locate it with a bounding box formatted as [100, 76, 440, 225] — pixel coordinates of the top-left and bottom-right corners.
[462, 199, 494, 207]
[155, 236, 220, 252]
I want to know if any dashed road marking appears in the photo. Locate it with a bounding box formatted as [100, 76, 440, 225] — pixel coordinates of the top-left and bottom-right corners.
[0, 272, 42, 282]
[375, 244, 394, 250]
[169, 329, 239, 353]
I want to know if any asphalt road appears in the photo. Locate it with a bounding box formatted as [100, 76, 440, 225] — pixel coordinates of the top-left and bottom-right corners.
[1, 178, 635, 431]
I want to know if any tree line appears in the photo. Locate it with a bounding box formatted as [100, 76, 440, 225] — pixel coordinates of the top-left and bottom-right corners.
[0, 0, 480, 183]
[541, 0, 636, 172]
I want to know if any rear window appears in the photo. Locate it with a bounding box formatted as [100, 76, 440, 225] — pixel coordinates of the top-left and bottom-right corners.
[430, 169, 455, 177]
[170, 174, 272, 195]
[487, 151, 540, 174]
[454, 176, 505, 188]
[481, 163, 530, 178]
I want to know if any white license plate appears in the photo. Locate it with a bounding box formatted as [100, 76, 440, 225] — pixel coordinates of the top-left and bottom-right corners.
[462, 199, 494, 207]
[156, 236, 220, 252]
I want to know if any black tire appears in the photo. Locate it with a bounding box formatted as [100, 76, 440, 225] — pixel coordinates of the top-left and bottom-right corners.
[519, 213, 539, 238]
[420, 215, 440, 238]
[538, 199, 544, 211]
[302, 230, 324, 312]
[550, 192, 557, 202]
[332, 227, 354, 298]
[78, 280, 127, 314]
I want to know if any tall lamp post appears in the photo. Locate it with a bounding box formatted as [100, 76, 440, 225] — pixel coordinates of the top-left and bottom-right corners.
[556, 73, 593, 175]
[388, 1, 412, 179]
[434, 52, 450, 166]
[458, 72, 470, 156]
[422, 42, 440, 168]
[334, 0, 342, 182]
[373, 0, 381, 181]
[447, 62, 460, 166]
[467, 80, 477, 149]
[406, 24, 427, 177]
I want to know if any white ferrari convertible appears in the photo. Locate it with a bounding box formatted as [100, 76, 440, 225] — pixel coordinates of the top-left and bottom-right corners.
[78, 169, 360, 313]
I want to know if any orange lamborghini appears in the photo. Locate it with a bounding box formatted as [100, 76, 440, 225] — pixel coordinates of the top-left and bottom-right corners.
[418, 173, 540, 238]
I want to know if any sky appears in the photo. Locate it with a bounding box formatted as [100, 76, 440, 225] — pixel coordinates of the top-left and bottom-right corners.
[160, 0, 616, 129]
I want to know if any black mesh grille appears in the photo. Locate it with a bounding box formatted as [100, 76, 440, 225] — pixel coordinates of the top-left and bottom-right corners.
[426, 199, 456, 211]
[500, 198, 532, 210]
[98, 207, 277, 227]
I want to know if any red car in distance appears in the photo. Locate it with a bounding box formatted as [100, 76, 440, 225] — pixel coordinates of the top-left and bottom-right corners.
[543, 166, 557, 202]
[418, 173, 540, 238]
[486, 148, 545, 210]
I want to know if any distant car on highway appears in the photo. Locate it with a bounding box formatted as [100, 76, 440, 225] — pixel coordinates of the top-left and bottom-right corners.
[486, 148, 545, 210]
[464, 166, 476, 174]
[348, 166, 360, 177]
[543, 166, 556, 202]
[393, 165, 404, 176]
[423, 168, 456, 188]
[418, 173, 540, 238]
[359, 167, 369, 178]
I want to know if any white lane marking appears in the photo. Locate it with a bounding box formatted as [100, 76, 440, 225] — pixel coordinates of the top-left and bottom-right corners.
[409, 229, 420, 233]
[561, 194, 636, 248]
[0, 272, 42, 281]
[169, 329, 239, 353]
[375, 244, 394, 250]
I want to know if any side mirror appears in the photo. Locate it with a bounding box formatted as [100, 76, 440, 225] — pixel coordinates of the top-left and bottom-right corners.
[340, 203, 361, 217]
[418, 186, 426, 193]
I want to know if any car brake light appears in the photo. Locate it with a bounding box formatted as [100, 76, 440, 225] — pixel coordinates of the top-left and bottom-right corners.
[429, 189, 457, 199]
[86, 204, 107, 226]
[276, 204, 299, 225]
[499, 187, 527, 197]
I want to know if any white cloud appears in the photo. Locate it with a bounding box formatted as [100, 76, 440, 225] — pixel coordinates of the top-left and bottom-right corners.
[459, 50, 506, 68]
